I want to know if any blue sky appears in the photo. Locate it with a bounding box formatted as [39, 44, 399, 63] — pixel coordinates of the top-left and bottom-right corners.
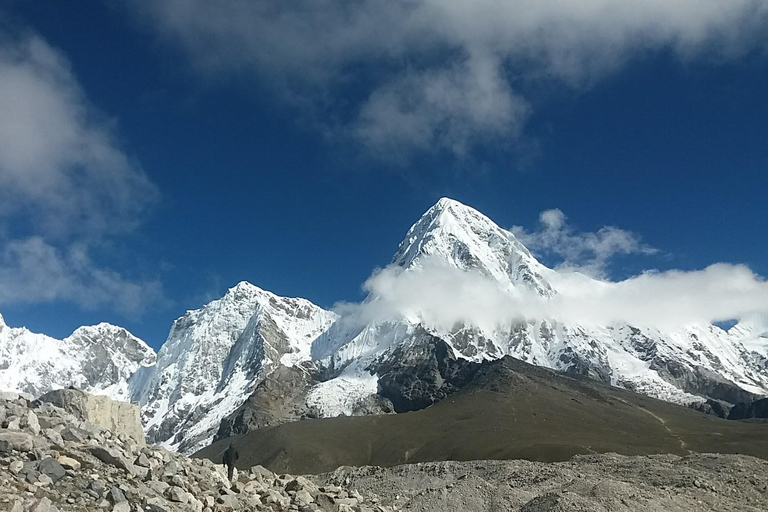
[1, 1, 767, 349]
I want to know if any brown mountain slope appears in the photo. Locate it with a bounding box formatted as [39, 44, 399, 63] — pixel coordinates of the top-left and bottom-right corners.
[196, 357, 768, 474]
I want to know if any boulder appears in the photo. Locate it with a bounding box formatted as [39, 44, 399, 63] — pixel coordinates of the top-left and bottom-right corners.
[0, 431, 34, 453]
[86, 446, 137, 476]
[38, 457, 67, 483]
[36, 389, 145, 445]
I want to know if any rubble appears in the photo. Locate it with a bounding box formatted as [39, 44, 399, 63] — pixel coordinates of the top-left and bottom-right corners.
[0, 390, 394, 511]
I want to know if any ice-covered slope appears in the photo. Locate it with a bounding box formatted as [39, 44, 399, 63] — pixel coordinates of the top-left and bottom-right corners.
[132, 282, 337, 453]
[0, 313, 155, 400]
[307, 198, 768, 417]
[392, 197, 554, 297]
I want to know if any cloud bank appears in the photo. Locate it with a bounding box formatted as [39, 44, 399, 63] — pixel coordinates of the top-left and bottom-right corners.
[512, 209, 657, 278]
[0, 30, 161, 314]
[135, 0, 768, 159]
[345, 257, 768, 333]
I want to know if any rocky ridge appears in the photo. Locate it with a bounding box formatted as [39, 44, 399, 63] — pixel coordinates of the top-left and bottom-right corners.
[0, 390, 392, 512]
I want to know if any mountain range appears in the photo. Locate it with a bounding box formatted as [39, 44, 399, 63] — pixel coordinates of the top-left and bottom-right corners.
[1, 198, 767, 453]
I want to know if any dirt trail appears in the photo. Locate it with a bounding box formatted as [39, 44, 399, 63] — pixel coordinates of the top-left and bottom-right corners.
[638, 406, 692, 454]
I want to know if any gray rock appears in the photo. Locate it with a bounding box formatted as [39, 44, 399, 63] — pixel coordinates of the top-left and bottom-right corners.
[60, 426, 89, 443]
[28, 497, 58, 512]
[108, 485, 127, 503]
[146, 480, 170, 495]
[5, 416, 21, 430]
[89, 480, 107, 497]
[38, 457, 66, 483]
[0, 430, 34, 453]
[134, 452, 151, 467]
[294, 489, 314, 506]
[86, 446, 136, 476]
[36, 389, 145, 445]
[166, 486, 191, 503]
[111, 502, 130, 512]
[42, 428, 64, 446]
[36, 473, 53, 486]
[24, 410, 41, 435]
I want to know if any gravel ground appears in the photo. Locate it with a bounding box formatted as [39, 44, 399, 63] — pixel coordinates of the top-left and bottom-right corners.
[314, 452, 768, 511]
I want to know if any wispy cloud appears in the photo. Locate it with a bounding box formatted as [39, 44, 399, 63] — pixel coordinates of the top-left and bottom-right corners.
[133, 0, 768, 160]
[0, 238, 163, 314]
[0, 29, 162, 314]
[511, 209, 657, 278]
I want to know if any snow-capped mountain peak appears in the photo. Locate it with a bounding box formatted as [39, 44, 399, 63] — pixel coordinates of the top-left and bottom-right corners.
[0, 319, 155, 401]
[134, 280, 337, 453]
[392, 197, 554, 297]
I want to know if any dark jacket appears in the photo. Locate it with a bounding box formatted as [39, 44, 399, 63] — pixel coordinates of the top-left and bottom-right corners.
[223, 444, 239, 466]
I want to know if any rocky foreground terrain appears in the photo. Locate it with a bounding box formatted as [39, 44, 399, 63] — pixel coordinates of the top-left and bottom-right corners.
[316, 453, 768, 511]
[2, 388, 768, 511]
[0, 390, 390, 512]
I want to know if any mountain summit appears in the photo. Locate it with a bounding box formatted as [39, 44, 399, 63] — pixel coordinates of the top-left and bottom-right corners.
[392, 198, 554, 297]
[1, 198, 767, 453]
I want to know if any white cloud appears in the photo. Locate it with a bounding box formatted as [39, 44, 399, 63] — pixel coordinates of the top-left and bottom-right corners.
[134, 0, 768, 159]
[0, 30, 162, 313]
[511, 209, 657, 278]
[0, 238, 163, 315]
[343, 257, 768, 333]
[0, 32, 157, 238]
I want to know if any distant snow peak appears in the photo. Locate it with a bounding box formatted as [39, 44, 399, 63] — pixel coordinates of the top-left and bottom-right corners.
[0, 317, 155, 401]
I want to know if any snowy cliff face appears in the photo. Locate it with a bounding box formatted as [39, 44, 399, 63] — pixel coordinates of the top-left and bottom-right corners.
[0, 314, 155, 400]
[132, 282, 337, 454]
[308, 198, 768, 416]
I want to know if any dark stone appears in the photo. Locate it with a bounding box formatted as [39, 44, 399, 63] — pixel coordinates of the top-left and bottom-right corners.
[214, 362, 321, 442]
[689, 399, 732, 418]
[108, 486, 127, 503]
[38, 457, 66, 483]
[89, 480, 106, 497]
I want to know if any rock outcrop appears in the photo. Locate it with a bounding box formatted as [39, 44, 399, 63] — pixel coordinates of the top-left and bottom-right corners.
[34, 389, 144, 445]
[728, 397, 768, 420]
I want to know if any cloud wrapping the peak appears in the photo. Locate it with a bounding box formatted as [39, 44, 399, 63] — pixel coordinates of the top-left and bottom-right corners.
[512, 209, 657, 278]
[342, 257, 768, 333]
[135, 0, 768, 159]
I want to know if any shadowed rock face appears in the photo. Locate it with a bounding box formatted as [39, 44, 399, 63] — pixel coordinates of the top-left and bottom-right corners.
[370, 332, 483, 413]
[214, 363, 320, 442]
[34, 389, 145, 445]
[728, 397, 768, 420]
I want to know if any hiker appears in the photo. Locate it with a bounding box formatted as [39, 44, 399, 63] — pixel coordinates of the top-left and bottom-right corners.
[223, 443, 239, 481]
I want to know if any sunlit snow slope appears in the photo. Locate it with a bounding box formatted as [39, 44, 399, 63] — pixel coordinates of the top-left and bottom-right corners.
[130, 282, 337, 453]
[0, 313, 155, 401]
